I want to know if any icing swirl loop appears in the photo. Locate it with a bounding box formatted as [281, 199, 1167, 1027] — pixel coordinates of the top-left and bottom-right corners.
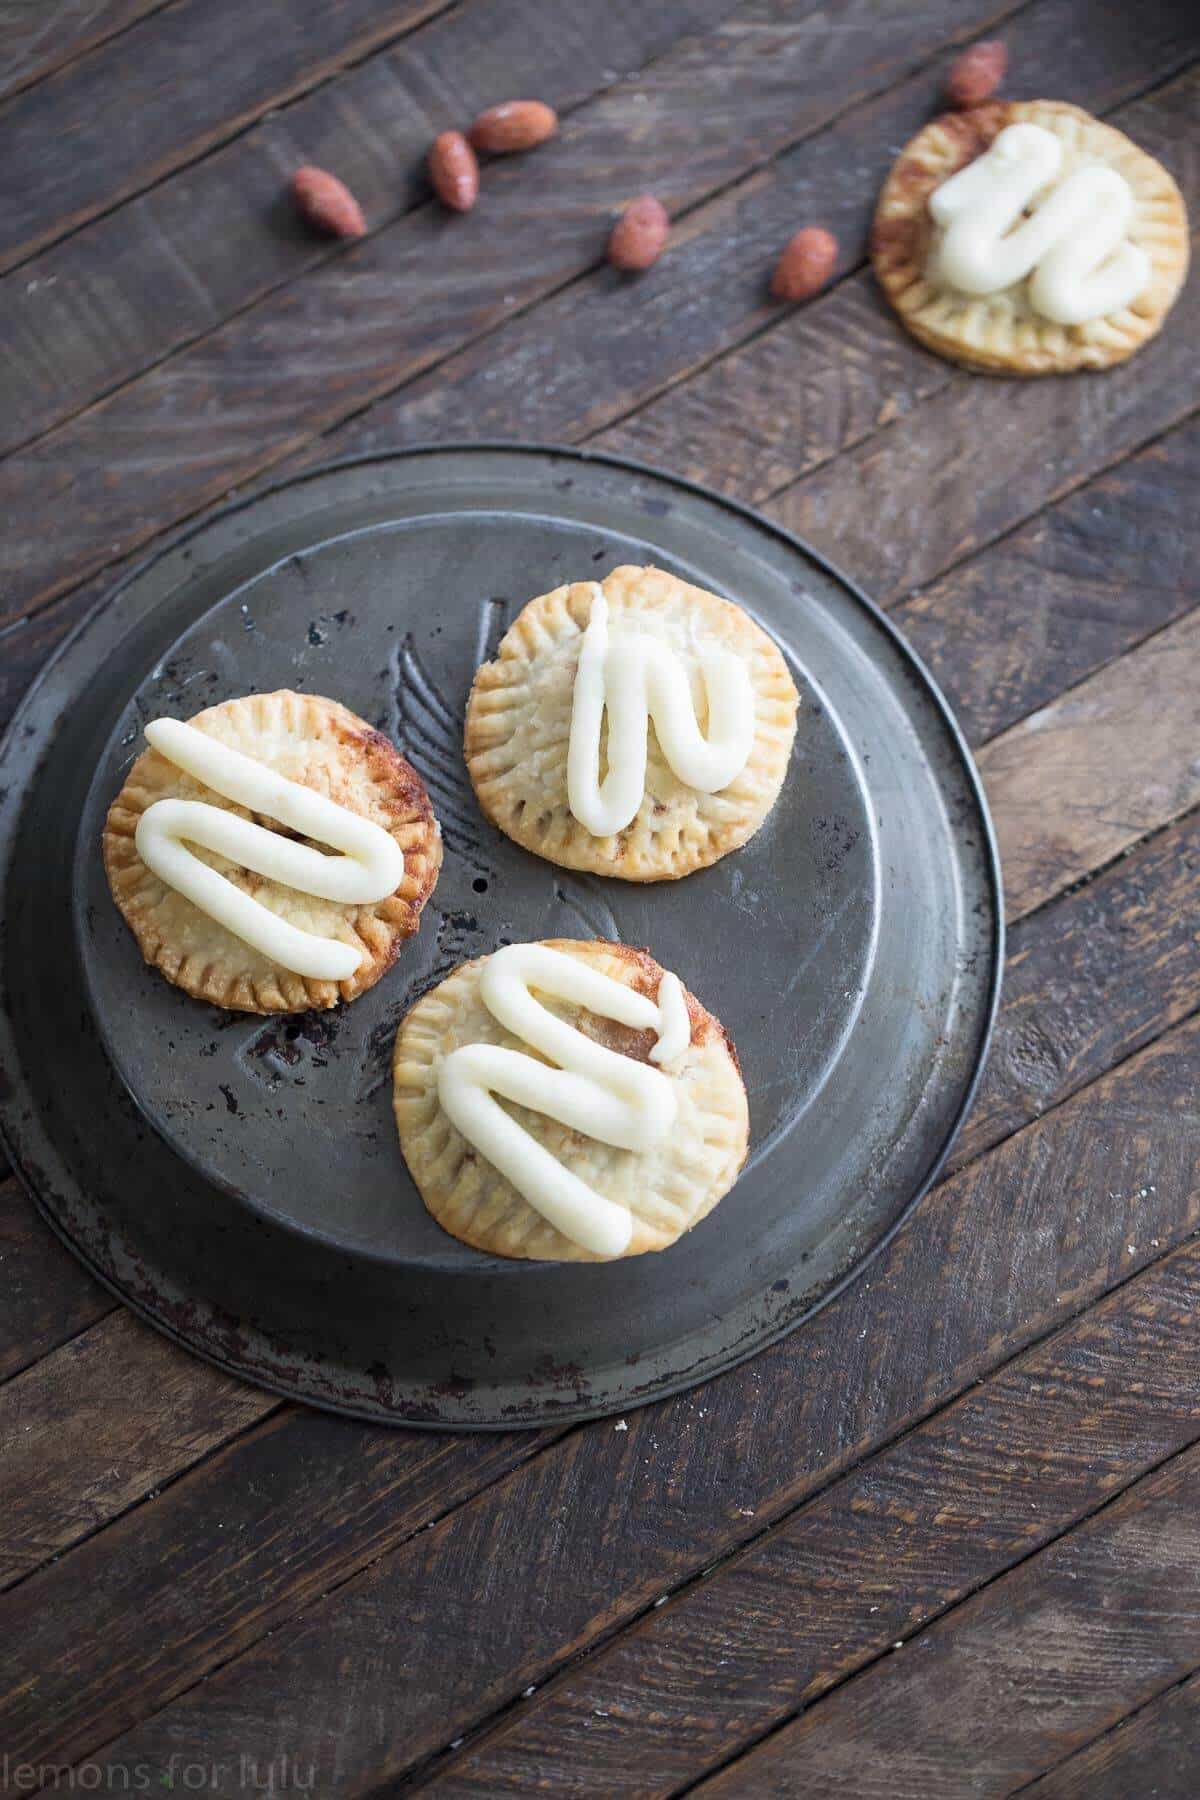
[567, 584, 756, 837]
[437, 943, 690, 1256]
[931, 122, 1150, 324]
[135, 717, 404, 981]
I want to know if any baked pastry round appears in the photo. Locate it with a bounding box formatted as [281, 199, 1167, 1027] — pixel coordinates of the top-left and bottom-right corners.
[393, 939, 749, 1262]
[464, 564, 799, 881]
[871, 100, 1189, 375]
[103, 689, 442, 1013]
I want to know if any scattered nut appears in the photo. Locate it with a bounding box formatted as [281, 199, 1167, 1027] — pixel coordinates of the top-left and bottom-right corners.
[944, 40, 1007, 108]
[428, 131, 480, 213]
[469, 99, 558, 155]
[608, 195, 670, 272]
[289, 166, 366, 239]
[770, 226, 838, 302]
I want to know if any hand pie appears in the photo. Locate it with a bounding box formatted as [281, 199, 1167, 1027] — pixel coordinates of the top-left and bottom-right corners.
[393, 939, 749, 1261]
[871, 100, 1188, 374]
[103, 689, 441, 1013]
[464, 564, 799, 881]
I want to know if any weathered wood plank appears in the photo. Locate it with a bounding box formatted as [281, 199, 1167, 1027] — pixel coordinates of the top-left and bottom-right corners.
[0, 1176, 113, 1382]
[0, 0, 168, 103]
[0, 0, 455, 272]
[695, 1443, 1200, 1798]
[893, 413, 1200, 744]
[424, 1230, 1200, 1797]
[0, 1411, 562, 1765]
[981, 610, 1200, 921]
[598, 269, 954, 501]
[5, 0, 1168, 627]
[38, 1014, 1200, 1784]
[1022, 1669, 1200, 1799]
[0, 1309, 276, 1586]
[953, 805, 1200, 1171]
[0, 0, 745, 455]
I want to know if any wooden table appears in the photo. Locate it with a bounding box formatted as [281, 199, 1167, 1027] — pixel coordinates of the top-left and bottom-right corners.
[2, 2, 1198, 1792]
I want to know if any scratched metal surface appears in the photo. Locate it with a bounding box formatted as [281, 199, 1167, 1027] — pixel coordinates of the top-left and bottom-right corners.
[0, 447, 1001, 1425]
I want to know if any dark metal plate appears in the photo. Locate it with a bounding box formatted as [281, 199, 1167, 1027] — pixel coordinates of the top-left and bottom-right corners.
[0, 446, 1001, 1426]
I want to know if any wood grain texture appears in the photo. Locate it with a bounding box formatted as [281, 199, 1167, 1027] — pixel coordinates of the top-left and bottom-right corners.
[1022, 1669, 1200, 1799]
[981, 609, 1200, 921]
[68, 1016, 1200, 1788]
[893, 413, 1200, 744]
[598, 269, 953, 501]
[0, 1309, 276, 1586]
[2, 0, 1133, 625]
[0, 0, 453, 272]
[426, 1222, 1200, 1797]
[313, 1, 1196, 466]
[696, 1442, 1200, 1798]
[0, 0, 168, 102]
[0, 1175, 112, 1381]
[0, 1416, 562, 1766]
[0, 0, 745, 456]
[953, 806, 1200, 1171]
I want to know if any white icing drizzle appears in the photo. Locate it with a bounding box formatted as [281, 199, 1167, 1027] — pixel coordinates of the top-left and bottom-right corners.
[135, 717, 405, 981]
[437, 943, 691, 1256]
[930, 122, 1150, 325]
[567, 584, 756, 837]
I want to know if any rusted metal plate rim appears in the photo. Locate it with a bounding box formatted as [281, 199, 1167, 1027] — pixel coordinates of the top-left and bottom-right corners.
[0, 446, 1002, 1426]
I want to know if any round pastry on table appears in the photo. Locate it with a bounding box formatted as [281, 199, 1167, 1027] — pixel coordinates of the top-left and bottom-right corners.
[393, 938, 749, 1262]
[103, 689, 442, 1013]
[463, 563, 799, 882]
[871, 99, 1189, 375]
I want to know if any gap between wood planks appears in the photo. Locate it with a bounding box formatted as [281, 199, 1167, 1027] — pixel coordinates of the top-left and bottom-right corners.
[0, 0, 464, 275]
[1014, 1663, 1200, 1798]
[6, 0, 1157, 622]
[682, 1437, 1200, 1799]
[0, 0, 176, 106]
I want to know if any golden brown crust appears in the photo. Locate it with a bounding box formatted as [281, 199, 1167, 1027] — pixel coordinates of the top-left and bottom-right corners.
[103, 690, 442, 1013]
[871, 100, 1190, 374]
[463, 564, 799, 881]
[392, 939, 749, 1261]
